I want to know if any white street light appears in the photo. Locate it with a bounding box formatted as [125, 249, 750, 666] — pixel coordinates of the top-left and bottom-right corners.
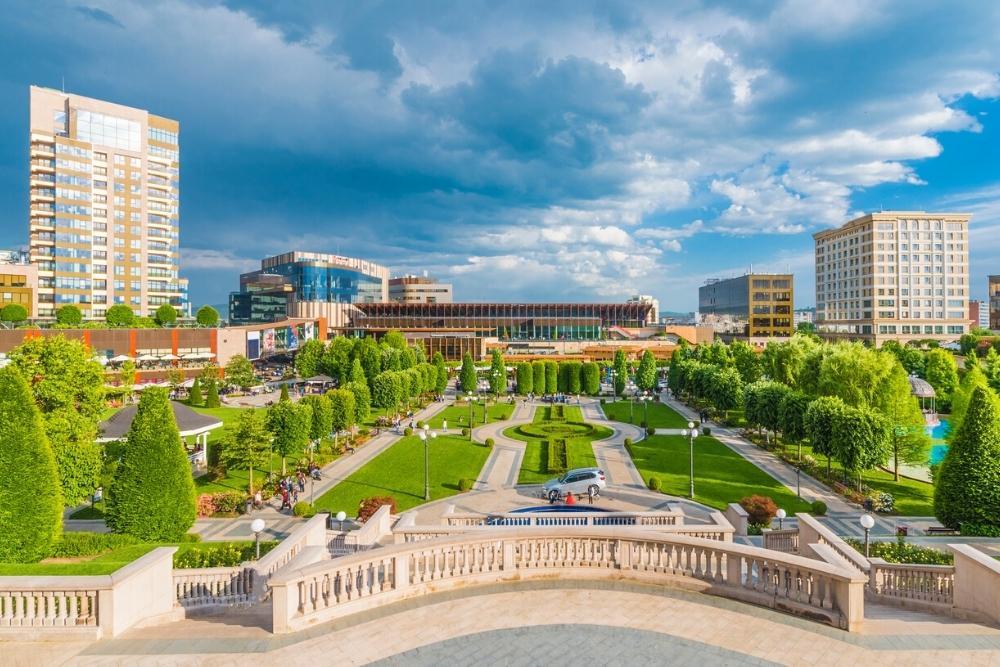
[419, 429, 438, 500]
[776, 508, 787, 530]
[859, 514, 876, 558]
[680, 423, 697, 498]
[250, 518, 266, 559]
[336, 510, 347, 531]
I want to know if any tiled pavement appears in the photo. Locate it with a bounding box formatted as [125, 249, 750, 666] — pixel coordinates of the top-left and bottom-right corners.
[583, 398, 647, 489]
[24, 579, 1000, 666]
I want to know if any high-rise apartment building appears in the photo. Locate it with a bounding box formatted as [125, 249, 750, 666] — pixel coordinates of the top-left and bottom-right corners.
[28, 86, 187, 320]
[388, 275, 453, 303]
[969, 300, 990, 331]
[813, 211, 970, 344]
[989, 276, 1000, 331]
[698, 273, 794, 339]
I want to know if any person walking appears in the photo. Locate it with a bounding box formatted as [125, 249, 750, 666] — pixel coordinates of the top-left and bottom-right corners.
[588, 485, 596, 505]
[280, 488, 291, 511]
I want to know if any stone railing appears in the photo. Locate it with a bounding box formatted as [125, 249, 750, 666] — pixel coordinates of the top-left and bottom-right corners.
[796, 513, 870, 574]
[173, 566, 255, 609]
[0, 547, 180, 640]
[250, 513, 328, 601]
[270, 528, 866, 634]
[345, 505, 394, 550]
[952, 543, 1000, 626]
[442, 506, 686, 527]
[868, 558, 954, 612]
[762, 528, 799, 554]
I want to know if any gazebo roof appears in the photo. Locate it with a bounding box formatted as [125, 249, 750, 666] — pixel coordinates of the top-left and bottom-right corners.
[304, 375, 335, 384]
[98, 401, 223, 442]
[908, 375, 936, 398]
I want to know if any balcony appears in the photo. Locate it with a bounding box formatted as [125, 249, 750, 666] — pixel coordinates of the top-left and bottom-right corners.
[30, 159, 56, 172]
[31, 203, 55, 215]
[30, 188, 56, 200]
[30, 143, 55, 158]
[30, 173, 55, 184]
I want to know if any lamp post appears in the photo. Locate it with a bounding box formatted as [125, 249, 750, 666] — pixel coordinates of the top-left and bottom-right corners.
[336, 510, 347, 531]
[250, 518, 265, 560]
[640, 391, 651, 427]
[681, 420, 696, 498]
[419, 426, 438, 501]
[860, 514, 875, 558]
[610, 368, 616, 403]
[776, 508, 786, 530]
[466, 392, 478, 439]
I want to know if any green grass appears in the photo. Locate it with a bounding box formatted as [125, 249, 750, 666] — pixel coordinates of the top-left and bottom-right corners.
[628, 434, 812, 513]
[602, 399, 690, 428]
[0, 543, 159, 575]
[425, 401, 514, 429]
[504, 405, 612, 484]
[794, 443, 935, 516]
[313, 434, 492, 514]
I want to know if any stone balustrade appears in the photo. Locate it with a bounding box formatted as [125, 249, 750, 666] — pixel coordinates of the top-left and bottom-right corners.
[442, 506, 686, 528]
[251, 513, 329, 601]
[762, 528, 799, 554]
[270, 528, 866, 634]
[796, 513, 870, 574]
[868, 558, 954, 612]
[173, 566, 255, 609]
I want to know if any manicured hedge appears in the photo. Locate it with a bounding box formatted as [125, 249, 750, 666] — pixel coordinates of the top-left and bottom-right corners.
[546, 439, 568, 474]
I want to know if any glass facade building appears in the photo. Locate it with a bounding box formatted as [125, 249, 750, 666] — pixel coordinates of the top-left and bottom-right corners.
[699, 274, 794, 338]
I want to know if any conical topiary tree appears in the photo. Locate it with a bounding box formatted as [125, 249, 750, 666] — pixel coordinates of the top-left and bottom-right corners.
[934, 386, 1000, 531]
[0, 367, 63, 562]
[204, 380, 220, 408]
[106, 388, 197, 540]
[189, 377, 203, 406]
[280, 383, 290, 401]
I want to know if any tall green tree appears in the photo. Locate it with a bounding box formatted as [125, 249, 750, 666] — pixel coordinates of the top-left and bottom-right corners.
[382, 330, 407, 350]
[345, 380, 371, 424]
[532, 360, 546, 395]
[730, 340, 762, 384]
[881, 340, 926, 377]
[779, 391, 810, 445]
[355, 337, 382, 388]
[0, 367, 63, 562]
[761, 335, 818, 387]
[320, 337, 355, 383]
[295, 339, 325, 378]
[950, 363, 991, 437]
[934, 386, 1000, 531]
[635, 350, 657, 391]
[612, 348, 628, 396]
[189, 377, 203, 405]
[459, 352, 477, 393]
[279, 383, 290, 402]
[106, 388, 196, 540]
[818, 342, 895, 408]
[515, 362, 533, 395]
[55, 304, 83, 326]
[581, 362, 600, 395]
[301, 394, 333, 443]
[154, 304, 178, 326]
[489, 348, 506, 397]
[204, 380, 221, 408]
[9, 336, 104, 506]
[709, 366, 744, 417]
[544, 361, 559, 395]
[327, 388, 357, 447]
[224, 355, 257, 390]
[267, 400, 312, 475]
[879, 363, 931, 480]
[372, 371, 403, 412]
[831, 405, 891, 491]
[432, 352, 448, 394]
[805, 395, 848, 476]
[105, 304, 135, 327]
[195, 305, 220, 327]
[984, 347, 1000, 395]
[220, 409, 271, 493]
[349, 357, 367, 385]
[924, 348, 959, 410]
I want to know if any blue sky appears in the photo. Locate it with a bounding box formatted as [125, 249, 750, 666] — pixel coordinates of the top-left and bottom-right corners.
[1, 1, 999, 311]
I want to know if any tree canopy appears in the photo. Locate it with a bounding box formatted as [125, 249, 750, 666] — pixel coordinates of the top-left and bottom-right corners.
[154, 304, 178, 326]
[459, 352, 477, 394]
[267, 399, 312, 474]
[195, 305, 220, 327]
[224, 354, 256, 390]
[105, 304, 135, 327]
[220, 409, 271, 493]
[55, 304, 83, 326]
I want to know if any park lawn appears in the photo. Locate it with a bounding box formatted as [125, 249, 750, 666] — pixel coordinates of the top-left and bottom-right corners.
[505, 405, 611, 484]
[794, 443, 934, 516]
[628, 434, 812, 513]
[313, 434, 491, 515]
[0, 543, 159, 575]
[602, 399, 689, 428]
[426, 401, 514, 429]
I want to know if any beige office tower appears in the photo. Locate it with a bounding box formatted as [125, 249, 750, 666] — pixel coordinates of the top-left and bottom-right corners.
[813, 211, 970, 344]
[28, 86, 188, 320]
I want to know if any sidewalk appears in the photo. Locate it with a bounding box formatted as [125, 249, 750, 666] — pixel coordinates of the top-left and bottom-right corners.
[583, 399, 646, 489]
[472, 400, 536, 490]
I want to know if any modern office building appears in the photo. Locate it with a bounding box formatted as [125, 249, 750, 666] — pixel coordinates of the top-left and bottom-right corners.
[230, 252, 389, 328]
[969, 300, 990, 330]
[813, 211, 970, 344]
[990, 276, 1000, 331]
[698, 273, 794, 339]
[627, 294, 660, 323]
[28, 86, 188, 320]
[0, 250, 38, 317]
[388, 275, 453, 303]
[793, 309, 815, 326]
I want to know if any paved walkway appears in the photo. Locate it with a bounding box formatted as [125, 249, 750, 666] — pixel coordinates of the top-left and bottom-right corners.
[20, 580, 1000, 665]
[471, 400, 536, 490]
[583, 399, 646, 489]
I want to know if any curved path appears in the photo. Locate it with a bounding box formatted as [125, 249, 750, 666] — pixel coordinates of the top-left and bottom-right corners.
[471, 401, 536, 490]
[580, 398, 646, 489]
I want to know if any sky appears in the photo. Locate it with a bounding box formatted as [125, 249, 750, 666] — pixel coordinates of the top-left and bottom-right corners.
[1, 1, 999, 312]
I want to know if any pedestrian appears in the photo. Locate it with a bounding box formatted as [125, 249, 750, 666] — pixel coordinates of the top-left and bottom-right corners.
[292, 488, 299, 504]
[280, 489, 291, 511]
[565, 490, 576, 505]
[254, 490, 262, 509]
[588, 485, 596, 505]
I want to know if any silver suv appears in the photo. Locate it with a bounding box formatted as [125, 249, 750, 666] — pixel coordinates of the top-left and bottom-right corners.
[542, 467, 606, 501]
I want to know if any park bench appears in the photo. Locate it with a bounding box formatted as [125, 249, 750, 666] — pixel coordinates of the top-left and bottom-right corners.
[924, 526, 959, 536]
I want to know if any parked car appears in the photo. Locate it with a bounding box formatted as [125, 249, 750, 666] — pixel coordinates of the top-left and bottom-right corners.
[541, 467, 606, 501]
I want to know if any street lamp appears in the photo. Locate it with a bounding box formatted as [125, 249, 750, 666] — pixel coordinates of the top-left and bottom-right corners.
[419, 426, 438, 501]
[680, 420, 696, 498]
[776, 508, 787, 530]
[610, 368, 616, 403]
[859, 514, 875, 558]
[466, 392, 478, 439]
[639, 391, 652, 427]
[250, 518, 265, 560]
[336, 510, 347, 531]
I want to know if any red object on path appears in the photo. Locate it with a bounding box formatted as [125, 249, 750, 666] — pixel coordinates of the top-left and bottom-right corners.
[565, 492, 576, 505]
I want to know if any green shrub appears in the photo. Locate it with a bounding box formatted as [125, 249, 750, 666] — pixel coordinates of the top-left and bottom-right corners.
[173, 541, 277, 568]
[204, 380, 221, 408]
[458, 478, 474, 492]
[293, 501, 316, 517]
[810, 500, 828, 516]
[960, 523, 1000, 537]
[646, 426, 655, 436]
[845, 537, 953, 565]
[0, 366, 63, 562]
[648, 477, 661, 491]
[461, 427, 470, 436]
[600, 398, 606, 405]
[702, 426, 711, 436]
[485, 437, 495, 448]
[106, 388, 197, 541]
[403, 427, 413, 436]
[188, 378, 203, 406]
[49, 532, 141, 558]
[624, 437, 632, 446]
